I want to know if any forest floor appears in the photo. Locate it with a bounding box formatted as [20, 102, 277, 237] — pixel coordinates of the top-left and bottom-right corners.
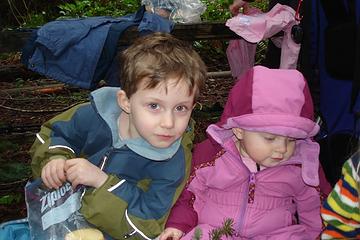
[0, 42, 236, 223]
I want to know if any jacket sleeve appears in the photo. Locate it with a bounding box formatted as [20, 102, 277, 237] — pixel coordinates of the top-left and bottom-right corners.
[165, 188, 198, 233]
[321, 158, 360, 239]
[80, 120, 195, 240]
[294, 181, 323, 239]
[164, 139, 222, 234]
[30, 103, 91, 178]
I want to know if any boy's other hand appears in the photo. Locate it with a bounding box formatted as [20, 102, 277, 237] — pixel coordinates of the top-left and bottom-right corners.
[159, 227, 184, 240]
[65, 158, 108, 189]
[41, 158, 66, 189]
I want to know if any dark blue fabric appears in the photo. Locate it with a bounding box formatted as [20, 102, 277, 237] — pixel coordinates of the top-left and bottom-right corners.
[313, 0, 360, 137]
[105, 11, 175, 87]
[21, 7, 174, 89]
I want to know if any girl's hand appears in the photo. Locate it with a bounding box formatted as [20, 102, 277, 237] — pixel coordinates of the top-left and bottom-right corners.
[65, 158, 108, 189]
[159, 227, 184, 240]
[41, 158, 66, 189]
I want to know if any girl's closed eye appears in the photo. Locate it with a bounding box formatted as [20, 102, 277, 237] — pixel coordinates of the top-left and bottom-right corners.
[288, 138, 296, 142]
[264, 137, 275, 141]
[262, 134, 276, 141]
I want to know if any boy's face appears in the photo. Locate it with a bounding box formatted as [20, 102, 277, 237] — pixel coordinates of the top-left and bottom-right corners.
[233, 128, 296, 167]
[118, 77, 195, 148]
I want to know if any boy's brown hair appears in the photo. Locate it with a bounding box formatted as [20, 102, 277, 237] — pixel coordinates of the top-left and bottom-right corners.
[119, 32, 207, 100]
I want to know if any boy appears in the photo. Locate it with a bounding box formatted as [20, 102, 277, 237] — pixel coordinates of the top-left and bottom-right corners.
[30, 32, 207, 239]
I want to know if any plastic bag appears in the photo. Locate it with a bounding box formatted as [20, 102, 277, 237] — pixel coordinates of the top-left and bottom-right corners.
[25, 179, 104, 240]
[226, 39, 257, 79]
[142, 0, 206, 23]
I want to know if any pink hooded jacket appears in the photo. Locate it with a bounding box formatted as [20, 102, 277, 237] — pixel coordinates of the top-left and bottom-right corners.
[166, 66, 323, 239]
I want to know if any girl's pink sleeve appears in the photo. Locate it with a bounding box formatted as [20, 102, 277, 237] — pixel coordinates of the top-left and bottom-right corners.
[295, 183, 323, 239]
[165, 188, 198, 234]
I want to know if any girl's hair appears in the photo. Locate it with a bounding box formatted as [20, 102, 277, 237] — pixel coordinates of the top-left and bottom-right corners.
[119, 32, 207, 99]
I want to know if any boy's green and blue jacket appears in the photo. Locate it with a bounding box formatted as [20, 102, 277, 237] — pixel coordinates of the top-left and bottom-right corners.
[30, 87, 194, 239]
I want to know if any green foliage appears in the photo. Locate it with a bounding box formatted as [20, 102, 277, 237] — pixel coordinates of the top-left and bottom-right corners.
[4, 0, 62, 28]
[3, 0, 269, 27]
[200, 0, 269, 21]
[255, 40, 268, 64]
[22, 12, 47, 28]
[0, 162, 31, 183]
[15, 78, 25, 88]
[251, 0, 269, 12]
[0, 139, 19, 153]
[58, 0, 141, 18]
[201, 0, 232, 21]
[192, 227, 203, 240]
[209, 219, 235, 240]
[0, 193, 22, 205]
[192, 218, 235, 240]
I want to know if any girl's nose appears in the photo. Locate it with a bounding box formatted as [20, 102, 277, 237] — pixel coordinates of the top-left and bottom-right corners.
[275, 140, 287, 153]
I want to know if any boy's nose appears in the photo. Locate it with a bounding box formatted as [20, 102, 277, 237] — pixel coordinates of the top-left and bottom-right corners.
[160, 111, 174, 129]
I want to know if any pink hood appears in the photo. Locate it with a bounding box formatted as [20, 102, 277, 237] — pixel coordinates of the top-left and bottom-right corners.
[207, 66, 320, 186]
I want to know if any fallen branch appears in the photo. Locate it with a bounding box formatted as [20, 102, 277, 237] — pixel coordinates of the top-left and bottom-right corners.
[207, 71, 232, 78]
[0, 101, 84, 113]
[0, 83, 66, 93]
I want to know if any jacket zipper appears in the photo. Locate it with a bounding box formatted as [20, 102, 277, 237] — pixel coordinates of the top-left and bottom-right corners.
[235, 167, 258, 237]
[98, 147, 114, 171]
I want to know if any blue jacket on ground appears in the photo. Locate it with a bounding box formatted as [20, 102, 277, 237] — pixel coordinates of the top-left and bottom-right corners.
[21, 7, 174, 89]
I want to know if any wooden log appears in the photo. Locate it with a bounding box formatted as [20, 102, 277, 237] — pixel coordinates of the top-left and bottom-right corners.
[0, 29, 34, 53]
[207, 71, 232, 78]
[0, 64, 41, 81]
[118, 22, 239, 45]
[0, 22, 239, 53]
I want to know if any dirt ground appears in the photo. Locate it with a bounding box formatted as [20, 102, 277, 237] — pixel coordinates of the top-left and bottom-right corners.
[0, 44, 235, 223]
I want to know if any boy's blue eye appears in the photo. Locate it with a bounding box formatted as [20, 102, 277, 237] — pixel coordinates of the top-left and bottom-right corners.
[175, 105, 188, 112]
[148, 103, 159, 110]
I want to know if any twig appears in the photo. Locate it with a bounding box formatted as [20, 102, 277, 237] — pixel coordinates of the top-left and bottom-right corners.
[7, 0, 21, 26]
[0, 83, 66, 93]
[0, 101, 84, 113]
[0, 177, 29, 187]
[207, 71, 232, 78]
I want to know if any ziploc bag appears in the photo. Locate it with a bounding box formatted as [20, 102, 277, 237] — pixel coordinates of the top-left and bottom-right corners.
[25, 179, 103, 240]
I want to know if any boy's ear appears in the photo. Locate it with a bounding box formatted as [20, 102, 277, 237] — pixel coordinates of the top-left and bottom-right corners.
[232, 128, 244, 140]
[117, 90, 130, 113]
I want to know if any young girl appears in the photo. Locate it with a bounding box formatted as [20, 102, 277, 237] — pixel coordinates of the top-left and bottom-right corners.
[160, 66, 323, 240]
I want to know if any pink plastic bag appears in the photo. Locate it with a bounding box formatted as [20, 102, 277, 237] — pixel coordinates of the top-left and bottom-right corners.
[226, 3, 300, 69]
[226, 39, 257, 79]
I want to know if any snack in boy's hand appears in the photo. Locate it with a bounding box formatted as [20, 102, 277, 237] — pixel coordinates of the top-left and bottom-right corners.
[65, 228, 104, 240]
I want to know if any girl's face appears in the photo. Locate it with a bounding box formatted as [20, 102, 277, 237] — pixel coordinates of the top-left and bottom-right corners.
[233, 128, 296, 168]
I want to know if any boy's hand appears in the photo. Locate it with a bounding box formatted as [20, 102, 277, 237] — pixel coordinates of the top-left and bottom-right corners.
[41, 158, 67, 189]
[159, 227, 184, 240]
[65, 158, 108, 189]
